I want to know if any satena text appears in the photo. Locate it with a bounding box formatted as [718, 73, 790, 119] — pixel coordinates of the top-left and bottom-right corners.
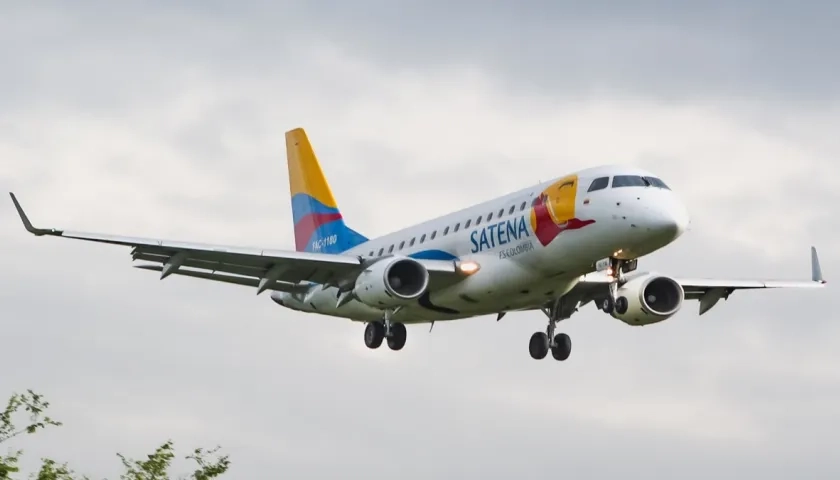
[470, 216, 531, 253]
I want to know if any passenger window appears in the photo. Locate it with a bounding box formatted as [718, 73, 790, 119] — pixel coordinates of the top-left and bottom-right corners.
[465, 219, 471, 228]
[399, 241, 405, 250]
[520, 201, 526, 211]
[431, 231, 437, 240]
[378, 248, 384, 256]
[476, 216, 483, 225]
[508, 205, 515, 215]
[388, 245, 394, 253]
[487, 212, 493, 221]
[587, 177, 610, 192]
[443, 226, 450, 235]
[612, 175, 649, 188]
[498, 208, 504, 218]
[410, 237, 416, 246]
[369, 251, 374, 257]
[454, 222, 460, 232]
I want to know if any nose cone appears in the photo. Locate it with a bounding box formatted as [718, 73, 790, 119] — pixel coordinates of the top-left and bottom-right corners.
[648, 200, 690, 242]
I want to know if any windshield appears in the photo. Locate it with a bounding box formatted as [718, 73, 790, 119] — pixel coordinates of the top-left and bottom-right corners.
[611, 175, 671, 190]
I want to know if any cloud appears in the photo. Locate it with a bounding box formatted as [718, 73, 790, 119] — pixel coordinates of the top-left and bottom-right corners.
[1, 2, 838, 479]
[259, 0, 840, 102]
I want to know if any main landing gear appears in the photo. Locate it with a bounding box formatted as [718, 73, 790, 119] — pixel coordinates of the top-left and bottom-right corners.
[364, 308, 407, 351]
[529, 296, 576, 361]
[598, 257, 636, 315]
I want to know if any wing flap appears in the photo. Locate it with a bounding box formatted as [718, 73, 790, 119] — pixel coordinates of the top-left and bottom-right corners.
[134, 264, 311, 293]
[129, 246, 351, 284]
[678, 279, 825, 292]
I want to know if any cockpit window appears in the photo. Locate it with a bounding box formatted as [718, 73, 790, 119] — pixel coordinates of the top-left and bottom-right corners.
[612, 175, 649, 188]
[644, 176, 670, 190]
[587, 177, 610, 192]
[612, 175, 671, 189]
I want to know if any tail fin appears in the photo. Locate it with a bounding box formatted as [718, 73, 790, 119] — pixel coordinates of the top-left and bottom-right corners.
[286, 128, 368, 254]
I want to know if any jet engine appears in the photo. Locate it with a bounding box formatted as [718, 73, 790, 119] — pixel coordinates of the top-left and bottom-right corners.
[610, 273, 684, 326]
[354, 256, 430, 309]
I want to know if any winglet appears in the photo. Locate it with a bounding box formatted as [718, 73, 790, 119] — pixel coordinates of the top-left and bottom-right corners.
[8, 193, 62, 236]
[811, 246, 826, 284]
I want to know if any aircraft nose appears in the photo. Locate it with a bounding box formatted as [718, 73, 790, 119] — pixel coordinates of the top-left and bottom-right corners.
[647, 200, 690, 240]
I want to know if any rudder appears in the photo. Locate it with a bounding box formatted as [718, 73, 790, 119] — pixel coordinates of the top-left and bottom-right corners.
[286, 128, 368, 254]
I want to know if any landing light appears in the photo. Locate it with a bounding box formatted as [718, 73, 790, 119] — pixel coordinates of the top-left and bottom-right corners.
[457, 261, 481, 275]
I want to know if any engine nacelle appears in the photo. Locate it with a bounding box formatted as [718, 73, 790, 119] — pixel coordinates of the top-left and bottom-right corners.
[354, 256, 430, 309]
[611, 274, 684, 326]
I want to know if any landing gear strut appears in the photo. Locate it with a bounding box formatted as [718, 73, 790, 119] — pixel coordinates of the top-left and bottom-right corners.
[364, 308, 407, 351]
[530, 296, 575, 361]
[599, 257, 634, 315]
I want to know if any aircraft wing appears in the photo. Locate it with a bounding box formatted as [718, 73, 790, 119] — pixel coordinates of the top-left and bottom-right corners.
[553, 247, 826, 316]
[674, 249, 826, 315]
[9, 193, 462, 294]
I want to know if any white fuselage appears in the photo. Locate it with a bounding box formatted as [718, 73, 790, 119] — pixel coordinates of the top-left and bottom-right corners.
[272, 165, 690, 323]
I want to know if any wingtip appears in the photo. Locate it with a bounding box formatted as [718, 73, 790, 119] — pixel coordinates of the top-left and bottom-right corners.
[8, 192, 60, 236]
[9, 191, 35, 233]
[811, 246, 825, 284]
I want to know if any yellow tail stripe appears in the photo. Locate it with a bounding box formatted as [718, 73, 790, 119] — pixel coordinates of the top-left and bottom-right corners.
[285, 128, 338, 208]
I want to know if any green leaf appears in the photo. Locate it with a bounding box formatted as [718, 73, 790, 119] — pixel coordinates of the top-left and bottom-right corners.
[2, 390, 231, 479]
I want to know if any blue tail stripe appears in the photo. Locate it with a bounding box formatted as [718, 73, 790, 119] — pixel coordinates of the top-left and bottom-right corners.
[342, 227, 370, 251]
[301, 220, 369, 254]
[291, 193, 340, 225]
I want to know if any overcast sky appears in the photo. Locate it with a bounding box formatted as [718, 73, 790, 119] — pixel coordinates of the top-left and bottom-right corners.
[1, 1, 838, 478]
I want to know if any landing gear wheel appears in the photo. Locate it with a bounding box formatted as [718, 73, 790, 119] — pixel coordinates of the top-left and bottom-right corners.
[386, 322, 407, 351]
[615, 296, 629, 315]
[529, 332, 549, 360]
[600, 297, 615, 314]
[364, 321, 385, 349]
[550, 333, 572, 361]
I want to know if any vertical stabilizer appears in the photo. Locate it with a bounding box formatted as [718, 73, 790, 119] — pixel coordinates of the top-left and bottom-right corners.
[286, 128, 368, 254]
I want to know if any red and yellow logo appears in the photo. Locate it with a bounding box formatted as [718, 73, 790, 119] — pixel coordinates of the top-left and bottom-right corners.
[530, 175, 596, 246]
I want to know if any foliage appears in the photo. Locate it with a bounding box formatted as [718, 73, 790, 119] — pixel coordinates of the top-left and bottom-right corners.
[1, 390, 62, 478]
[0, 391, 229, 480]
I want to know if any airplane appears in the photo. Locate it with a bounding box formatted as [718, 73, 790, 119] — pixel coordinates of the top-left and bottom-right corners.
[9, 127, 827, 361]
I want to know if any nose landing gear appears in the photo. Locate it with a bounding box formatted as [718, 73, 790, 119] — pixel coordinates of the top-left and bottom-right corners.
[599, 257, 636, 315]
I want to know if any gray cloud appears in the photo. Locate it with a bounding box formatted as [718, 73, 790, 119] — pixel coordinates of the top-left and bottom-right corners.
[262, 0, 840, 102]
[1, 1, 839, 479]
[5, 1, 840, 111]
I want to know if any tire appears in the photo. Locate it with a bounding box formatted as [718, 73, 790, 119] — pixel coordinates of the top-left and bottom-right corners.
[364, 321, 385, 349]
[550, 333, 572, 361]
[601, 297, 615, 314]
[528, 332, 549, 360]
[615, 296, 629, 315]
[386, 322, 407, 351]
